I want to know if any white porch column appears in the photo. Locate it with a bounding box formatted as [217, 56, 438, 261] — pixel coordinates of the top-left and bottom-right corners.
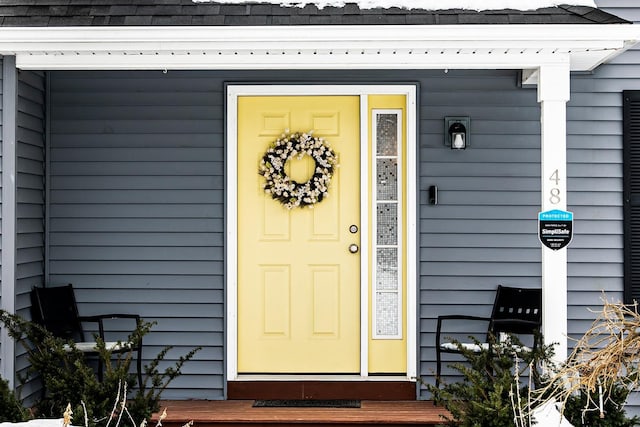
[538, 63, 571, 362]
[0, 56, 17, 386]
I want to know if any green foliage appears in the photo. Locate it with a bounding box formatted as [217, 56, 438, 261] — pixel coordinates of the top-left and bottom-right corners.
[562, 383, 640, 427]
[0, 377, 29, 422]
[426, 334, 554, 427]
[127, 345, 201, 421]
[427, 334, 640, 427]
[0, 309, 200, 426]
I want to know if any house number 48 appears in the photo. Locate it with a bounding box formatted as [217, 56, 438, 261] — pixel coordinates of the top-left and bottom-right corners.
[549, 169, 561, 204]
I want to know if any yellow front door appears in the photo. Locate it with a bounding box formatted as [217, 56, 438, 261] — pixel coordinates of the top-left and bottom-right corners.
[237, 96, 361, 373]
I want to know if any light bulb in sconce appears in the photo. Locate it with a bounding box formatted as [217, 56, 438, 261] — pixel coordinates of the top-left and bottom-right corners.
[452, 132, 465, 149]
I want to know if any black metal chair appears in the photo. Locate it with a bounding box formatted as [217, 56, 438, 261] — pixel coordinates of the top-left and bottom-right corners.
[30, 284, 143, 389]
[435, 285, 542, 387]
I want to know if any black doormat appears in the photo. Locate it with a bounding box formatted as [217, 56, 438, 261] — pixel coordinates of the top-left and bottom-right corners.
[253, 399, 361, 408]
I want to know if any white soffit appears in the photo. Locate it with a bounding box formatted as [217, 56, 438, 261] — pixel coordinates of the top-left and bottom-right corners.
[0, 24, 637, 71]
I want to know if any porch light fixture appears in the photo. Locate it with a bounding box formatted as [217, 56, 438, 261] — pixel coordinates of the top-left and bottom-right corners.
[445, 117, 470, 150]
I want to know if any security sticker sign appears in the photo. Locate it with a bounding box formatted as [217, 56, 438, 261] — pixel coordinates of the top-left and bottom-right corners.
[538, 209, 573, 250]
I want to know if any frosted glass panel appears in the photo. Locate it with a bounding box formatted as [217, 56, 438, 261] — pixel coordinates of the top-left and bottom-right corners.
[377, 203, 397, 245]
[375, 292, 399, 336]
[377, 158, 398, 201]
[372, 109, 402, 339]
[376, 248, 398, 291]
[376, 114, 398, 156]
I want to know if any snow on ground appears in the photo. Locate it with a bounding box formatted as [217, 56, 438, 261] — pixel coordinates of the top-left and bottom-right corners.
[0, 420, 70, 427]
[192, 0, 597, 11]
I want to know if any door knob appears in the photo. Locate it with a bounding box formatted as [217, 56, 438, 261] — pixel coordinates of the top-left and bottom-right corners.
[349, 244, 359, 254]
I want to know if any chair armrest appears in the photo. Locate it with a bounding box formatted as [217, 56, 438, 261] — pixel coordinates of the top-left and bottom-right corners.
[436, 315, 491, 348]
[437, 315, 491, 322]
[79, 314, 140, 322]
[490, 318, 540, 326]
[78, 314, 142, 346]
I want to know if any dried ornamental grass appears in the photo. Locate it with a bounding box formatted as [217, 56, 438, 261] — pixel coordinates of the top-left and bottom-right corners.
[63, 404, 73, 427]
[58, 382, 175, 427]
[530, 297, 640, 419]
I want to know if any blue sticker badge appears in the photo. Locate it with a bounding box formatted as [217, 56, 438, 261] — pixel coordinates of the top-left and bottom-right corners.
[538, 209, 573, 250]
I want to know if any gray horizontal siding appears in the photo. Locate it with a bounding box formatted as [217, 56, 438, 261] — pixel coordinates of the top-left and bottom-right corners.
[16, 69, 45, 402]
[575, 0, 639, 416]
[419, 71, 542, 388]
[0, 57, 3, 380]
[49, 71, 225, 400]
[48, 69, 542, 400]
[571, 0, 635, 344]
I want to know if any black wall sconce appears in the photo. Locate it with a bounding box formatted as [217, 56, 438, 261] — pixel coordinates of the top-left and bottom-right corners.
[444, 116, 470, 150]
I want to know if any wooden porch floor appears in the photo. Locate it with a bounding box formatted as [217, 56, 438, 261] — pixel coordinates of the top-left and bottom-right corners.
[155, 400, 451, 427]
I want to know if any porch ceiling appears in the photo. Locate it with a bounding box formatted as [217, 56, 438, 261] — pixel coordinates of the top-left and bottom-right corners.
[0, 24, 638, 71]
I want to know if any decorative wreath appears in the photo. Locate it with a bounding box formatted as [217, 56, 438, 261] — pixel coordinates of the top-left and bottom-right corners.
[259, 130, 338, 210]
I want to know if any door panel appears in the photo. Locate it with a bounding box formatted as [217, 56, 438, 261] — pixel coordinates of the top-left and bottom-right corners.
[237, 96, 361, 373]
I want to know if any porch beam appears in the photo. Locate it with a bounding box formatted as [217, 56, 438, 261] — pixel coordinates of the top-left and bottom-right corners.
[14, 51, 577, 71]
[0, 24, 636, 72]
[1, 56, 18, 387]
[538, 63, 570, 362]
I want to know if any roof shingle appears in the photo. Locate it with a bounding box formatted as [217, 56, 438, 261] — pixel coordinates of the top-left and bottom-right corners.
[0, 1, 629, 27]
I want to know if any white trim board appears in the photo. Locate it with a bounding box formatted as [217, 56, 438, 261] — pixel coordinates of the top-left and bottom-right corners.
[538, 64, 570, 362]
[226, 84, 418, 381]
[0, 24, 637, 71]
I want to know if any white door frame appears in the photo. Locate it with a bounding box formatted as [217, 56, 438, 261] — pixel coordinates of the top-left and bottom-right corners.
[226, 84, 417, 380]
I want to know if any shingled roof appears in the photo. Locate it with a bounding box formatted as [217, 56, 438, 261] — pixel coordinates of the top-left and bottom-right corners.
[0, 1, 629, 27]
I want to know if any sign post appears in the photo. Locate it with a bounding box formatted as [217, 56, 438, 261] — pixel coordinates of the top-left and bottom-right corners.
[539, 63, 570, 364]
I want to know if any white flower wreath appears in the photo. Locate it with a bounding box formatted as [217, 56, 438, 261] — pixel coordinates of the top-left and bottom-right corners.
[259, 130, 339, 210]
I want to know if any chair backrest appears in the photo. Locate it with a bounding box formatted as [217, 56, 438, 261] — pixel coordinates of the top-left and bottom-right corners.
[31, 284, 85, 342]
[489, 285, 542, 336]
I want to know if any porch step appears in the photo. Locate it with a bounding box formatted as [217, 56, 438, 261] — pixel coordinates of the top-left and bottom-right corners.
[154, 400, 450, 427]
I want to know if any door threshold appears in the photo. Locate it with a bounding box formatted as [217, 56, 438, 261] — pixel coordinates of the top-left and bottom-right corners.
[227, 377, 417, 400]
[233, 374, 413, 381]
